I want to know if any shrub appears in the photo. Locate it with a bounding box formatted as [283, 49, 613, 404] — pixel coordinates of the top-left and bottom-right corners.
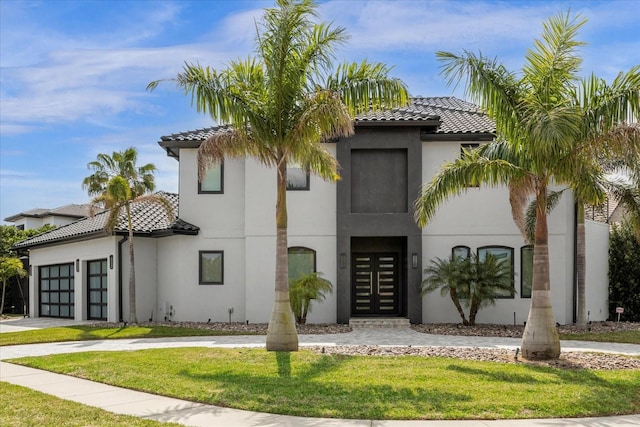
[289, 272, 333, 324]
[421, 252, 514, 326]
[609, 221, 640, 321]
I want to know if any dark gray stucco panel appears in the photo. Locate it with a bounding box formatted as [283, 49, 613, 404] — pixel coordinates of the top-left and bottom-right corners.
[336, 126, 423, 324]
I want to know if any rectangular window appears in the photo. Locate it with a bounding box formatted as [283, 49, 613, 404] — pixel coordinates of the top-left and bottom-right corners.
[199, 251, 223, 284]
[286, 163, 310, 191]
[521, 246, 533, 298]
[478, 246, 514, 298]
[198, 162, 223, 193]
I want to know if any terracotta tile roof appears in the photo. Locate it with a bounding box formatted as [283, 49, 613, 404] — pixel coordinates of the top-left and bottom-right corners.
[13, 192, 198, 249]
[159, 97, 495, 144]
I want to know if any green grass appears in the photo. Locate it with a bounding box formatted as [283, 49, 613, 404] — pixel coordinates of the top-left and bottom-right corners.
[559, 330, 640, 345]
[0, 382, 183, 427]
[10, 348, 640, 420]
[0, 325, 260, 346]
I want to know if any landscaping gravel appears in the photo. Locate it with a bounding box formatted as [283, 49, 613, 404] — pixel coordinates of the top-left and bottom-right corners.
[125, 320, 639, 370]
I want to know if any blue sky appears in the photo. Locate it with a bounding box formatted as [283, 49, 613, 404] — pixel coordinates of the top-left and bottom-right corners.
[1, 0, 639, 224]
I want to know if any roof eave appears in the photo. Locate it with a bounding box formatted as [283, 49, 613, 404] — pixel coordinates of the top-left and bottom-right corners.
[355, 119, 442, 127]
[13, 230, 111, 250]
[420, 132, 495, 141]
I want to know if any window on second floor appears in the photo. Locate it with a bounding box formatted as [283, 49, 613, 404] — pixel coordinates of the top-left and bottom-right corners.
[199, 161, 224, 194]
[286, 163, 310, 191]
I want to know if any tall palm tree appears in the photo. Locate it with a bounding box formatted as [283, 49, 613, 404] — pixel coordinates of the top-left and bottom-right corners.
[415, 11, 605, 360]
[83, 147, 174, 323]
[571, 70, 640, 328]
[520, 73, 639, 330]
[147, 0, 408, 351]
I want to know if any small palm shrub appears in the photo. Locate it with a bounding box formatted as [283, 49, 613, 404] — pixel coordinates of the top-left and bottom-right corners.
[289, 273, 333, 324]
[421, 252, 514, 325]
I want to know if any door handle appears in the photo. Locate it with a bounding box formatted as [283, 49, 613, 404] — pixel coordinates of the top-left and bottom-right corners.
[369, 272, 373, 295]
[377, 272, 380, 294]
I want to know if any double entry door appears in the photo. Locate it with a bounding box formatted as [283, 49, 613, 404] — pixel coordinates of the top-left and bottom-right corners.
[351, 253, 400, 316]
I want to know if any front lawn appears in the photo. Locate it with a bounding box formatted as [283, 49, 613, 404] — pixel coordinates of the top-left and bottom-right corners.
[559, 330, 640, 345]
[10, 347, 640, 420]
[0, 325, 259, 347]
[0, 382, 182, 427]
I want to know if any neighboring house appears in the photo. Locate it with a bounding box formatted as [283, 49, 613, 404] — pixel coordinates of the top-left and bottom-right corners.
[14, 97, 610, 325]
[586, 196, 627, 225]
[3, 204, 92, 315]
[4, 204, 93, 230]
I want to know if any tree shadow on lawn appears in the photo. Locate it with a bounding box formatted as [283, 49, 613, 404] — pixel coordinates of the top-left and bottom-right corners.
[67, 325, 132, 340]
[446, 363, 640, 416]
[178, 352, 470, 419]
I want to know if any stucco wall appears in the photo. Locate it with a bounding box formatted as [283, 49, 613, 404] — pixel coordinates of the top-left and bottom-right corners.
[420, 140, 578, 325]
[160, 144, 338, 324]
[119, 237, 158, 323]
[585, 219, 610, 321]
[28, 237, 119, 322]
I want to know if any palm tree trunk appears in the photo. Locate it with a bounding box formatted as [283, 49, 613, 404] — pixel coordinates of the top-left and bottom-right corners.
[521, 187, 561, 360]
[0, 280, 6, 316]
[126, 204, 138, 324]
[576, 202, 587, 329]
[266, 160, 299, 351]
[469, 296, 479, 326]
[449, 288, 469, 325]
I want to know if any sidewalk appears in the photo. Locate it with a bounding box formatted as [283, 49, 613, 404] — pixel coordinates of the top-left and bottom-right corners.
[1, 318, 639, 426]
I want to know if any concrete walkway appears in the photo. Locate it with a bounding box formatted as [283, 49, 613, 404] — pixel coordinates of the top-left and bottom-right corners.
[1, 318, 639, 426]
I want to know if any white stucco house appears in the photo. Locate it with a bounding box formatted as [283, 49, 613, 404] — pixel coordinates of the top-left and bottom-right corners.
[14, 97, 610, 325]
[4, 204, 93, 230]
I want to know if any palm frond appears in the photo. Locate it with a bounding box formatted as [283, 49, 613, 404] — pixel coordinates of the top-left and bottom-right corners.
[523, 11, 586, 102]
[325, 60, 409, 115]
[436, 50, 520, 140]
[415, 152, 526, 228]
[524, 189, 567, 243]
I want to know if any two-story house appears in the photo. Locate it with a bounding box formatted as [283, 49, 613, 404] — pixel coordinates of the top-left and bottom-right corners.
[14, 97, 610, 325]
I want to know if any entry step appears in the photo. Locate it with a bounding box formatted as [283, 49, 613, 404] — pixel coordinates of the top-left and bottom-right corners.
[349, 318, 411, 329]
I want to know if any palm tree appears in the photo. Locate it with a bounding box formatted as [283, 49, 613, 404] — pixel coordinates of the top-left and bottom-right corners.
[147, 0, 408, 351]
[83, 147, 174, 323]
[571, 70, 640, 329]
[421, 255, 471, 325]
[421, 252, 513, 326]
[415, 11, 606, 360]
[289, 272, 333, 324]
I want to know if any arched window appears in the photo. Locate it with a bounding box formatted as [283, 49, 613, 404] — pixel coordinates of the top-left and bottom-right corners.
[452, 245, 471, 260]
[288, 247, 316, 280]
[478, 245, 514, 298]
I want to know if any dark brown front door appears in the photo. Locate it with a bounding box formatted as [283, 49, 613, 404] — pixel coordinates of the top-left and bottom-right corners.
[351, 253, 400, 316]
